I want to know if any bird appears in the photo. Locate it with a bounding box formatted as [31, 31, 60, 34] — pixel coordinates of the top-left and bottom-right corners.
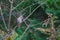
[16, 5, 49, 28]
[17, 15, 23, 28]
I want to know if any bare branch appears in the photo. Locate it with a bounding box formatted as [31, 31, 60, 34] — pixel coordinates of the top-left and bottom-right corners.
[23, 0, 48, 22]
[13, 0, 49, 30]
[19, 21, 30, 40]
[0, 5, 8, 31]
[0, 24, 3, 30]
[8, 0, 13, 29]
[12, 0, 24, 10]
[19, 1, 49, 40]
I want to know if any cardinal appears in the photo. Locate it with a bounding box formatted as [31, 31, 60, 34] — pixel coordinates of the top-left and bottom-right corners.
[17, 15, 23, 28]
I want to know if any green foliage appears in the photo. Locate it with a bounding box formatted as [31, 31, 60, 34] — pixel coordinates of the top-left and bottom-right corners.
[0, 0, 60, 40]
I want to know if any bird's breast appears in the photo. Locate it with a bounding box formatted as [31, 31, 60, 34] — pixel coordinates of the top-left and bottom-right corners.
[17, 17, 23, 23]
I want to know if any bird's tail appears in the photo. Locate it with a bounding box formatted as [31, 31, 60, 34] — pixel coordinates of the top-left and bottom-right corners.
[18, 23, 20, 29]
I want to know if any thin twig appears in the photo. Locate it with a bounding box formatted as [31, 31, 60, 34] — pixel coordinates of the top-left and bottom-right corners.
[12, 0, 24, 10]
[13, 0, 48, 30]
[19, 20, 46, 40]
[19, 1, 48, 39]
[0, 5, 8, 31]
[0, 1, 44, 18]
[0, 24, 3, 30]
[23, 0, 48, 21]
[19, 1, 49, 40]
[13, 25, 17, 30]
[19, 21, 30, 40]
[0, 1, 39, 18]
[8, 0, 13, 29]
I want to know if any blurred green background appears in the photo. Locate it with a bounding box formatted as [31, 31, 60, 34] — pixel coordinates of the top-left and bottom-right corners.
[0, 0, 60, 40]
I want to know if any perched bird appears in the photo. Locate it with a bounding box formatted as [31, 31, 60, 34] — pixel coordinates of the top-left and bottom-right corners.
[17, 15, 23, 28]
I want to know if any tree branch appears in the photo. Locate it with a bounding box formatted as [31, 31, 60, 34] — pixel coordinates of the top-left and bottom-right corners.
[8, 0, 13, 29]
[0, 5, 8, 31]
[12, 0, 24, 10]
